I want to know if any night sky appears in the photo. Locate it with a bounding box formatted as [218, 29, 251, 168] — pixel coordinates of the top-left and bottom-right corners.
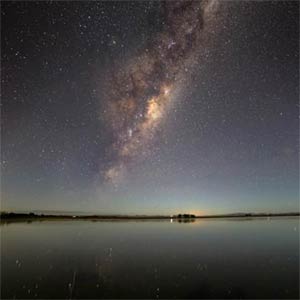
[1, 1, 299, 215]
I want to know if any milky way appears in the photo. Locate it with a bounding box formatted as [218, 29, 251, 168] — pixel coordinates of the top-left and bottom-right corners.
[2, 0, 298, 214]
[103, 0, 220, 185]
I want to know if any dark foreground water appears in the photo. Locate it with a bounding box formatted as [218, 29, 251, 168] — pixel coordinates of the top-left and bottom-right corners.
[1, 217, 299, 299]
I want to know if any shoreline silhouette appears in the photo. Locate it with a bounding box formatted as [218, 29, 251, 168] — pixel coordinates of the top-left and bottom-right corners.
[1, 211, 299, 223]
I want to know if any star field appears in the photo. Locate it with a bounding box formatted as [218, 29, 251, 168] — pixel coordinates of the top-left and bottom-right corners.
[1, 1, 299, 215]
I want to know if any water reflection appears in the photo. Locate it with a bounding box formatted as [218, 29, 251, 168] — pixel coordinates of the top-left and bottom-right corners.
[176, 218, 196, 223]
[1, 217, 299, 299]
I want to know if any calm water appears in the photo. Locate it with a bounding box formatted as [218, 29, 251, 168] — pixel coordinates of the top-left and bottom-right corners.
[1, 217, 299, 299]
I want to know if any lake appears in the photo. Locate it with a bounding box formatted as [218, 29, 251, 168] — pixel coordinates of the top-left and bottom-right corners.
[1, 217, 299, 299]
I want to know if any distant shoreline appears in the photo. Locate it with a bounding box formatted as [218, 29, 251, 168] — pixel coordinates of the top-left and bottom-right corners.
[1, 212, 299, 223]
